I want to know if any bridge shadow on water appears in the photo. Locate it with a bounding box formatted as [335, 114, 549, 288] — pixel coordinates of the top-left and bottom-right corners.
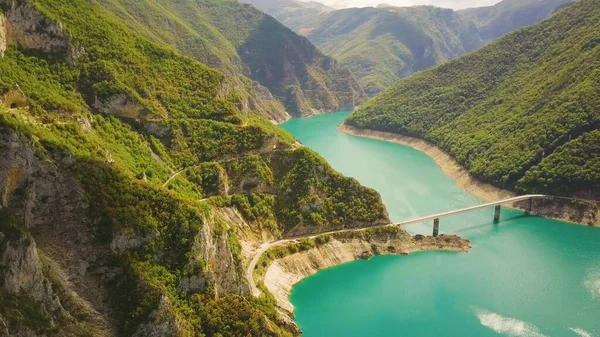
[448, 213, 536, 236]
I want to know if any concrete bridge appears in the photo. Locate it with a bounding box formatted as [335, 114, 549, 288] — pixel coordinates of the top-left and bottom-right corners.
[395, 194, 549, 236]
[247, 194, 578, 296]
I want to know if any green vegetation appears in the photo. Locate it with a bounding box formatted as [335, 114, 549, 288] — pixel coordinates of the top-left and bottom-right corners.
[193, 294, 293, 337]
[0, 209, 25, 241]
[0, 0, 388, 334]
[250, 0, 569, 96]
[93, 0, 365, 118]
[304, 6, 480, 96]
[0, 291, 53, 335]
[347, 0, 600, 198]
[518, 131, 600, 196]
[213, 194, 280, 234]
[270, 148, 388, 230]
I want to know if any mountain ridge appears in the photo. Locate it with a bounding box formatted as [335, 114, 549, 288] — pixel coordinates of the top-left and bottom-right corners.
[346, 0, 600, 199]
[245, 0, 573, 96]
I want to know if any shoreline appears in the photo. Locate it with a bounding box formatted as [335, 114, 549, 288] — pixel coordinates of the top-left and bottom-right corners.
[257, 120, 598, 332]
[338, 124, 599, 227]
[259, 229, 471, 326]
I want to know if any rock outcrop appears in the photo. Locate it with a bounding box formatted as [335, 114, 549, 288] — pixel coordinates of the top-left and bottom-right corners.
[0, 125, 118, 335]
[183, 213, 250, 296]
[1, 232, 63, 312]
[1, 86, 28, 110]
[0, 14, 6, 56]
[0, 224, 111, 336]
[93, 93, 153, 120]
[0, 0, 82, 61]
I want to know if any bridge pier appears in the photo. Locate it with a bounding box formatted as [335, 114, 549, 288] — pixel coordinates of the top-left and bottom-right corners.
[494, 205, 501, 223]
[433, 218, 440, 237]
[525, 198, 533, 215]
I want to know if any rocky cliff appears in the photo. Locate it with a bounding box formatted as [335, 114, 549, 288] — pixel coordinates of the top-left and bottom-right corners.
[0, 0, 83, 61]
[0, 226, 109, 336]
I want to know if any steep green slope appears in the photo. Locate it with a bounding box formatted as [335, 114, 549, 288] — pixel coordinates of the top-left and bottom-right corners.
[0, 0, 388, 335]
[459, 0, 573, 42]
[95, 0, 365, 118]
[346, 0, 600, 198]
[249, 0, 571, 96]
[305, 6, 481, 96]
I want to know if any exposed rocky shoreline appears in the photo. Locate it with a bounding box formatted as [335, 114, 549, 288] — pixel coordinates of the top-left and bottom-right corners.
[338, 124, 599, 227]
[258, 228, 471, 325]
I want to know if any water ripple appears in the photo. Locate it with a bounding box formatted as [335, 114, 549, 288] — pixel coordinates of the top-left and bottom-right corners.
[476, 309, 546, 337]
[569, 327, 593, 337]
[584, 269, 600, 299]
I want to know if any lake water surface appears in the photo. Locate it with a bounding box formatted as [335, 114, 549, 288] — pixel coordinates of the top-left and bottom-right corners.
[280, 111, 600, 337]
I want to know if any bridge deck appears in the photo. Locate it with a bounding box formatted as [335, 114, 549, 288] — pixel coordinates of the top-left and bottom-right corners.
[395, 194, 547, 227]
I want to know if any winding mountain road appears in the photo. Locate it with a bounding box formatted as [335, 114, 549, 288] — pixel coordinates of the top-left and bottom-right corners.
[246, 226, 391, 297]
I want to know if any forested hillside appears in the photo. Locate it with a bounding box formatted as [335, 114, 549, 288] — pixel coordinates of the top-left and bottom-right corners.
[302, 5, 481, 96]
[0, 0, 388, 335]
[95, 0, 365, 119]
[346, 0, 600, 198]
[245, 0, 571, 96]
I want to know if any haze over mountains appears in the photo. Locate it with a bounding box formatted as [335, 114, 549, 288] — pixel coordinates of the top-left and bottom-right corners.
[244, 0, 573, 95]
[290, 0, 500, 9]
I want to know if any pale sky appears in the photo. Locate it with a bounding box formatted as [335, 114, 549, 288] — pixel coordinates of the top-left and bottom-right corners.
[302, 0, 502, 10]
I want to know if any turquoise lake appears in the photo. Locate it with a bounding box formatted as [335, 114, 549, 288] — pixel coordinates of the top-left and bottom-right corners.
[280, 111, 600, 337]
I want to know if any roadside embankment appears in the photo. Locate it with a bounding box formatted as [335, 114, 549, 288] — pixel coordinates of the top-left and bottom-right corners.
[338, 124, 599, 227]
[255, 227, 471, 324]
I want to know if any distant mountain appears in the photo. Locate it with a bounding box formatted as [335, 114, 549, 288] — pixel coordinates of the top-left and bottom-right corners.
[246, 0, 573, 96]
[97, 0, 364, 119]
[346, 0, 600, 198]
[303, 5, 482, 96]
[459, 0, 574, 41]
[240, 0, 334, 36]
[245, 0, 333, 11]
